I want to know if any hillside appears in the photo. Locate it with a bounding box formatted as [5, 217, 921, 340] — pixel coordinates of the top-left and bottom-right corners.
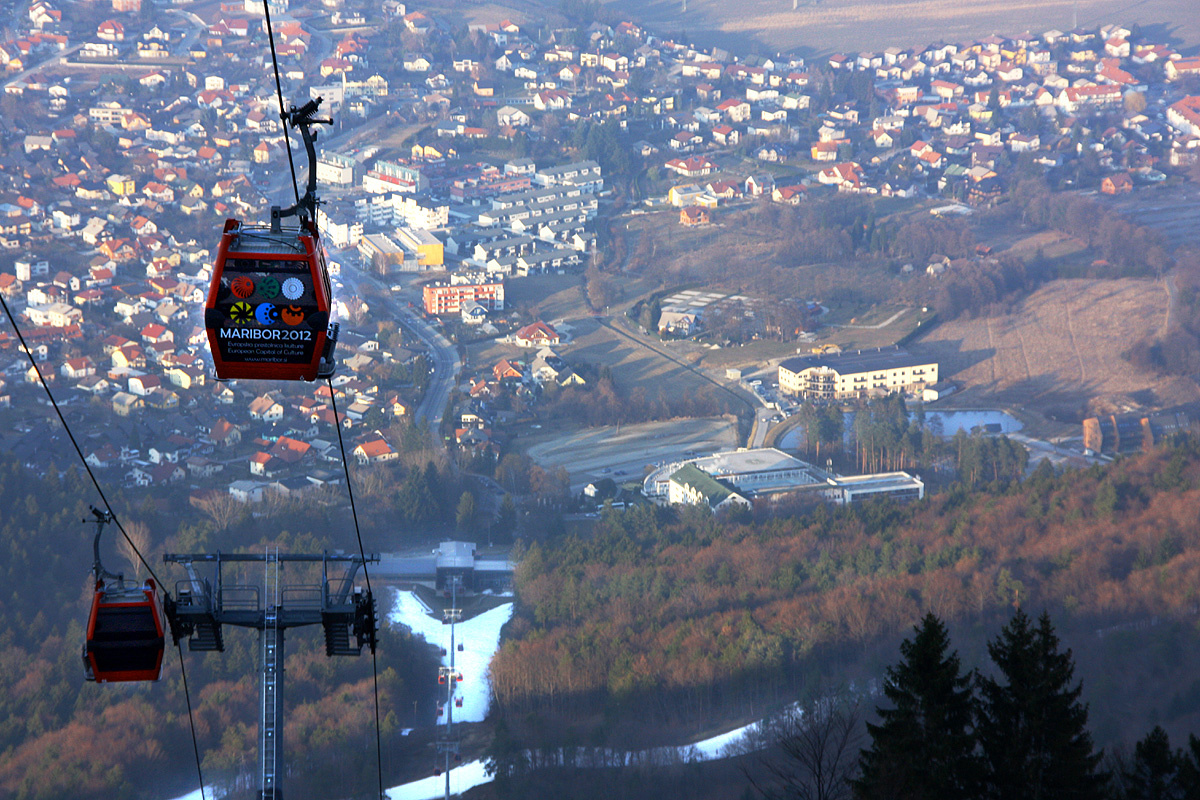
[489, 436, 1200, 758]
[912, 277, 1200, 419]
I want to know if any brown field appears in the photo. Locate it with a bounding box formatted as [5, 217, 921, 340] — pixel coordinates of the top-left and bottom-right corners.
[1098, 182, 1200, 249]
[601, 0, 1200, 55]
[912, 278, 1200, 420]
[469, 315, 744, 410]
[621, 207, 903, 304]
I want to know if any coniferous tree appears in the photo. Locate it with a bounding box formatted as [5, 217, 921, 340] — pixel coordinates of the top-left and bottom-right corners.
[1172, 734, 1200, 799]
[1125, 726, 1182, 800]
[977, 610, 1106, 799]
[852, 613, 980, 800]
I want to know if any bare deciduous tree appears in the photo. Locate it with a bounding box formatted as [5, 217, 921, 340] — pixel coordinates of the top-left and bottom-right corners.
[746, 692, 864, 800]
[191, 491, 246, 530]
[116, 520, 152, 580]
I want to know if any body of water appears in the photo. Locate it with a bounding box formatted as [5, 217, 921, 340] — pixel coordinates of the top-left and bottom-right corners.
[920, 409, 1022, 437]
[778, 408, 1022, 451]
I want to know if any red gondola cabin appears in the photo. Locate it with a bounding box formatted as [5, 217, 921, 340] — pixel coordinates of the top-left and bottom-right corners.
[83, 578, 165, 683]
[205, 217, 336, 381]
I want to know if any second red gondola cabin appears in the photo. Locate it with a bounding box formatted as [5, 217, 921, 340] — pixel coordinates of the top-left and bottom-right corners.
[83, 578, 165, 683]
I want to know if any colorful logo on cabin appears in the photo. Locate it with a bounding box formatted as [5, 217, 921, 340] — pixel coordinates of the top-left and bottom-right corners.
[281, 277, 304, 300]
[254, 303, 280, 325]
[280, 305, 305, 326]
[256, 276, 281, 299]
[229, 302, 254, 324]
[230, 276, 255, 299]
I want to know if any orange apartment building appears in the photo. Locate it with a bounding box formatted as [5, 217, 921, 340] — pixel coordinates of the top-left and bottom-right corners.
[423, 281, 505, 315]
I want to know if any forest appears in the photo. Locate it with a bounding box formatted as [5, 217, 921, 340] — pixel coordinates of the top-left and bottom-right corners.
[487, 434, 1200, 766]
[789, 394, 1028, 484]
[0, 454, 440, 800]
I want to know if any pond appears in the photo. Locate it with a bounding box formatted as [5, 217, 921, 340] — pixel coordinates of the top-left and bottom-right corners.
[921, 409, 1023, 437]
[777, 408, 1022, 451]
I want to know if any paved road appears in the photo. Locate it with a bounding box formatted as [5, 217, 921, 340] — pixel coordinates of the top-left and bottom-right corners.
[401, 305, 460, 436]
[1, 43, 84, 89]
[749, 407, 773, 448]
[337, 269, 460, 439]
[524, 417, 739, 492]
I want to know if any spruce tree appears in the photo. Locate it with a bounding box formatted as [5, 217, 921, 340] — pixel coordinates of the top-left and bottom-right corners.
[1172, 734, 1200, 799]
[853, 613, 980, 800]
[1125, 726, 1182, 800]
[976, 610, 1106, 799]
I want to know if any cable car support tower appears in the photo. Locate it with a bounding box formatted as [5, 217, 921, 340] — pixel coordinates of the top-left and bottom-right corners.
[162, 550, 379, 800]
[437, 574, 464, 799]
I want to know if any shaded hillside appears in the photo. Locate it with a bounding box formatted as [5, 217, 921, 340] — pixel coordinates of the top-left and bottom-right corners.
[491, 436, 1200, 751]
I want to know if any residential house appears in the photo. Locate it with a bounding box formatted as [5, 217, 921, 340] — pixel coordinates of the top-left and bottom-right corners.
[210, 418, 242, 447]
[1101, 173, 1133, 194]
[353, 437, 398, 465]
[249, 395, 285, 422]
[514, 321, 560, 347]
[493, 358, 524, 382]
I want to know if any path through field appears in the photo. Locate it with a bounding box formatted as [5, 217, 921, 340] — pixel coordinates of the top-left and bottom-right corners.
[912, 278, 1199, 415]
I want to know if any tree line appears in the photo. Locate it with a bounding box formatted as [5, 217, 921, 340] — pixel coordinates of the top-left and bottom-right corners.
[538, 368, 732, 427]
[854, 611, 1105, 799]
[1006, 178, 1171, 278]
[761, 197, 977, 269]
[1124, 248, 1200, 377]
[792, 394, 1028, 487]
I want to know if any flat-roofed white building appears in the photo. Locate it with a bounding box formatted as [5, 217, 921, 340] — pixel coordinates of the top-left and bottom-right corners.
[25, 302, 82, 327]
[824, 472, 924, 504]
[646, 447, 825, 499]
[779, 346, 937, 400]
[316, 151, 358, 186]
[647, 446, 924, 509]
[534, 160, 604, 192]
[359, 233, 406, 273]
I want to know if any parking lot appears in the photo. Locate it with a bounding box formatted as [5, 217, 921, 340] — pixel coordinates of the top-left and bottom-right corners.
[523, 417, 740, 492]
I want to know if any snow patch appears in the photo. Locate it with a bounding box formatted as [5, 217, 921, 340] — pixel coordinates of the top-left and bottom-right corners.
[387, 588, 514, 724]
[385, 759, 492, 800]
[165, 789, 221, 800]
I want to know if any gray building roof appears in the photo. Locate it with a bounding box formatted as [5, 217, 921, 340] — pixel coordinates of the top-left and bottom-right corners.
[779, 346, 933, 377]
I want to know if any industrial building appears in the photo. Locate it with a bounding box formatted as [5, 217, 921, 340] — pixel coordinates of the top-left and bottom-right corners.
[646, 447, 924, 511]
